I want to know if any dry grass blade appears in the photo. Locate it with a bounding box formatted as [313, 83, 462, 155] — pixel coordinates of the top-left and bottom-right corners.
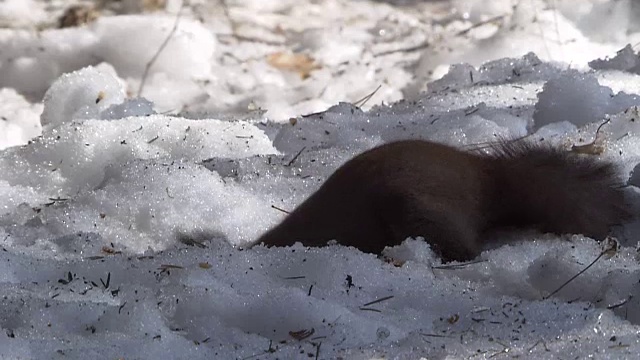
[314, 342, 321, 360]
[285, 146, 306, 167]
[138, 1, 185, 96]
[374, 42, 429, 56]
[431, 259, 486, 270]
[353, 85, 382, 108]
[571, 118, 610, 155]
[543, 239, 617, 300]
[456, 14, 507, 36]
[282, 275, 306, 280]
[361, 295, 394, 307]
[607, 296, 632, 310]
[159, 264, 185, 270]
[419, 332, 450, 338]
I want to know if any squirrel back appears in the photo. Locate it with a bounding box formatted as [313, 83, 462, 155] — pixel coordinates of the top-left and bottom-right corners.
[254, 140, 631, 261]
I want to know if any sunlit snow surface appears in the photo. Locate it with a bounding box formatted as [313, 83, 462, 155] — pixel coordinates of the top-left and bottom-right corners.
[4, 0, 640, 359]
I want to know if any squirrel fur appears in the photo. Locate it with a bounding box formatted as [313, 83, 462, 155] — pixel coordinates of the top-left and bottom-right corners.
[253, 140, 631, 261]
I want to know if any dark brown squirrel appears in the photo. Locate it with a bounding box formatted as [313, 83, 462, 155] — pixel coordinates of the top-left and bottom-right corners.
[253, 140, 631, 261]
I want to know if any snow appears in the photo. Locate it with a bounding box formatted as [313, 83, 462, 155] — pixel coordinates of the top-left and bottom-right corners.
[533, 70, 640, 130]
[0, 88, 42, 150]
[92, 14, 216, 81]
[3, 0, 640, 359]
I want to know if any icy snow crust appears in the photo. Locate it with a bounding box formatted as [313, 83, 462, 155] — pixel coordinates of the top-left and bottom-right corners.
[4, 56, 640, 360]
[4, 0, 640, 359]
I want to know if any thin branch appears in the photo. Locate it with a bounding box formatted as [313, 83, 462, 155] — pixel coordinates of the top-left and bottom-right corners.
[271, 205, 291, 214]
[456, 15, 507, 36]
[607, 296, 632, 310]
[431, 259, 487, 270]
[285, 146, 306, 167]
[374, 42, 430, 56]
[361, 295, 394, 307]
[353, 85, 382, 108]
[138, 1, 185, 96]
[543, 241, 616, 300]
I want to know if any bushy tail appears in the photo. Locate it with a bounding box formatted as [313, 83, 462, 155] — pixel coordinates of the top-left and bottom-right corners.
[486, 140, 631, 240]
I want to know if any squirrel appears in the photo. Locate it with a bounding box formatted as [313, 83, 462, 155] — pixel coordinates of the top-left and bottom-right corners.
[252, 140, 632, 261]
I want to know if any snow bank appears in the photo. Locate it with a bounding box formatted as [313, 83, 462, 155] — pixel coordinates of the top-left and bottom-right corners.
[2, 1, 640, 359]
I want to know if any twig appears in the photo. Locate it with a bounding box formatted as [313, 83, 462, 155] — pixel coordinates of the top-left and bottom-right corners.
[218, 0, 284, 46]
[219, 0, 235, 33]
[241, 340, 278, 360]
[431, 259, 487, 270]
[464, 106, 480, 116]
[138, 1, 185, 96]
[353, 85, 382, 108]
[285, 146, 306, 167]
[361, 295, 394, 307]
[374, 42, 430, 56]
[100, 272, 111, 289]
[159, 264, 185, 270]
[301, 110, 328, 118]
[543, 243, 615, 300]
[527, 339, 550, 352]
[419, 332, 451, 338]
[607, 296, 632, 310]
[359, 307, 382, 312]
[488, 341, 510, 358]
[550, 0, 565, 60]
[456, 15, 507, 36]
[271, 205, 291, 214]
